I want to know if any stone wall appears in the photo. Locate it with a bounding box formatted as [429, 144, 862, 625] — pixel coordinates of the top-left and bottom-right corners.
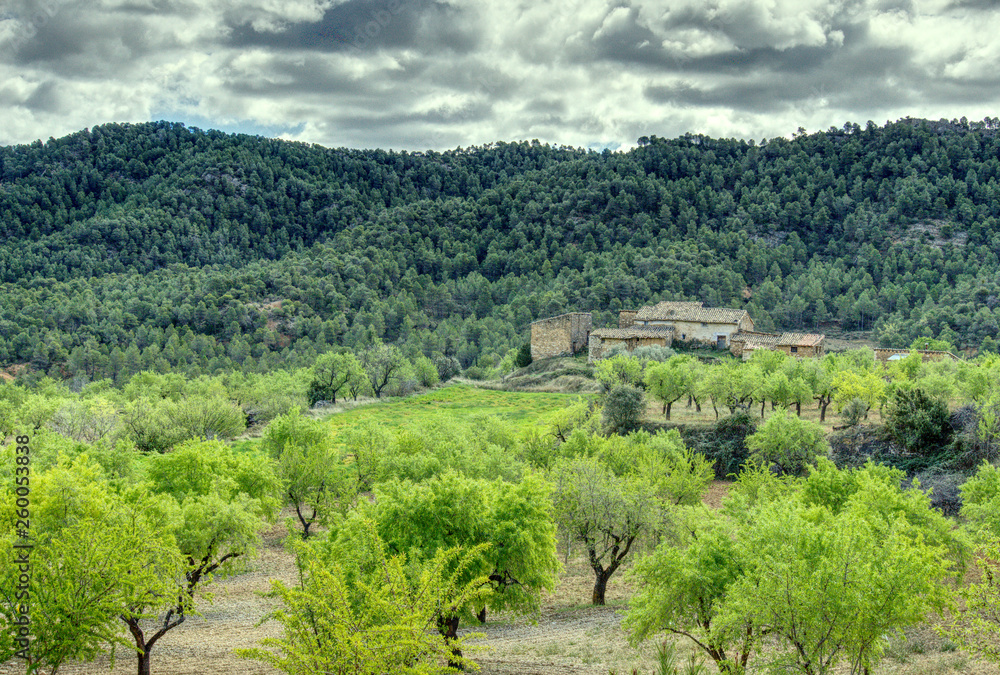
[531, 312, 592, 360]
[618, 310, 638, 328]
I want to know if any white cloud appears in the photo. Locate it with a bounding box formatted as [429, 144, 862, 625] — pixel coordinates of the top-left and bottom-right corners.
[0, 0, 998, 149]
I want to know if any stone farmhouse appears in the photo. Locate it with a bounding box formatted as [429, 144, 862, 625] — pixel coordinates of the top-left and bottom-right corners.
[530, 301, 826, 363]
[730, 332, 825, 359]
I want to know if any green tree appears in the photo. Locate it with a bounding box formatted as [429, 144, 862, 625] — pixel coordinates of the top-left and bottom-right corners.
[883, 388, 952, 456]
[745, 408, 829, 476]
[645, 356, 693, 421]
[603, 385, 645, 434]
[361, 342, 407, 398]
[626, 507, 759, 675]
[238, 522, 487, 675]
[595, 353, 644, 392]
[346, 471, 558, 647]
[552, 455, 658, 604]
[629, 462, 956, 675]
[0, 455, 181, 675]
[126, 440, 281, 675]
[263, 409, 350, 538]
[308, 351, 365, 405]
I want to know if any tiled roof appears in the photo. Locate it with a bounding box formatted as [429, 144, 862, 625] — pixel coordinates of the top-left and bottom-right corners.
[591, 327, 674, 340]
[732, 331, 825, 348]
[635, 301, 749, 324]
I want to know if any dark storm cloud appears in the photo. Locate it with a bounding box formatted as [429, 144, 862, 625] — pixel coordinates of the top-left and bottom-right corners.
[224, 0, 477, 54]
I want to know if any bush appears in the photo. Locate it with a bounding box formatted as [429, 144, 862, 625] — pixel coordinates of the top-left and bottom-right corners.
[434, 355, 462, 382]
[413, 356, 440, 388]
[884, 388, 952, 455]
[631, 345, 676, 363]
[514, 342, 533, 368]
[746, 408, 829, 476]
[603, 385, 645, 435]
[841, 397, 868, 427]
[681, 412, 756, 478]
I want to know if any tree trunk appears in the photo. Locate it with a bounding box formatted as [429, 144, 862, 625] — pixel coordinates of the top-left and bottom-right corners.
[592, 571, 611, 605]
[476, 607, 487, 624]
[137, 650, 151, 675]
[438, 614, 463, 670]
[820, 399, 830, 422]
[761, 400, 766, 418]
[796, 401, 801, 416]
[127, 621, 152, 675]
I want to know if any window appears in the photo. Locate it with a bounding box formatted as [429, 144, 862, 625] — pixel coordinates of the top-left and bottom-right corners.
[790, 346, 798, 353]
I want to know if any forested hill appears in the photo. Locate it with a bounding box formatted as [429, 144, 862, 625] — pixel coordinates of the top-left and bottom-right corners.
[2, 118, 1000, 382]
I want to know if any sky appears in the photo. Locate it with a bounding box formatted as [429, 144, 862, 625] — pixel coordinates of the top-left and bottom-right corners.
[1, 0, 999, 152]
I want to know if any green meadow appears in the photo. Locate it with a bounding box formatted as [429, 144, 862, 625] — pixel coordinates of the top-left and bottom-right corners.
[325, 384, 581, 440]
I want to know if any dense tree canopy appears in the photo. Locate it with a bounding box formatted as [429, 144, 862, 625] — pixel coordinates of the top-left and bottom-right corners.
[3, 118, 1000, 385]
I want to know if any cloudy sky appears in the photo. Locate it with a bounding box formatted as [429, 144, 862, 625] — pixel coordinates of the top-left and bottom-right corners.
[1, 0, 998, 151]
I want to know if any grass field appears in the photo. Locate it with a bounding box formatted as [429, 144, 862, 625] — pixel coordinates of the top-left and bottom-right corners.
[322, 383, 586, 441]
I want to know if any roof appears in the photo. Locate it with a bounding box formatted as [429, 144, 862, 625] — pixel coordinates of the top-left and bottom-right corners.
[732, 331, 825, 348]
[635, 301, 749, 324]
[590, 327, 674, 340]
[529, 312, 591, 325]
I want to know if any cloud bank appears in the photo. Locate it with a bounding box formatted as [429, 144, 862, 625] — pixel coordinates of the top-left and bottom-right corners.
[1, 0, 998, 149]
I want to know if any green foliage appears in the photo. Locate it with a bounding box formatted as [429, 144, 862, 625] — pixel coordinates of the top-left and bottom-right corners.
[339, 471, 559, 622]
[551, 455, 660, 604]
[910, 336, 957, 353]
[939, 541, 1000, 663]
[4, 120, 1000, 389]
[629, 461, 957, 675]
[959, 461, 1000, 541]
[840, 397, 868, 427]
[884, 388, 953, 455]
[745, 408, 829, 476]
[308, 351, 365, 405]
[645, 356, 696, 421]
[0, 453, 182, 675]
[238, 522, 487, 675]
[595, 353, 645, 392]
[680, 412, 756, 479]
[413, 355, 441, 387]
[514, 342, 533, 368]
[626, 507, 756, 675]
[260, 407, 329, 459]
[263, 409, 350, 537]
[603, 385, 645, 434]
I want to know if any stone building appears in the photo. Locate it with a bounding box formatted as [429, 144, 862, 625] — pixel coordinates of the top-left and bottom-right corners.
[631, 301, 754, 349]
[532, 301, 826, 365]
[587, 326, 674, 362]
[729, 332, 826, 359]
[530, 312, 593, 360]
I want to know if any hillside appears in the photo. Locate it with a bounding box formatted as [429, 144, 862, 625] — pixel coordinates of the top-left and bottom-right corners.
[2, 118, 1000, 382]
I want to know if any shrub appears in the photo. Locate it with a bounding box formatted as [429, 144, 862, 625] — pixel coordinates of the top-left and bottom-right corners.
[841, 397, 868, 427]
[746, 408, 829, 476]
[514, 342, 533, 368]
[631, 345, 676, 363]
[681, 412, 756, 479]
[884, 388, 952, 455]
[603, 385, 646, 435]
